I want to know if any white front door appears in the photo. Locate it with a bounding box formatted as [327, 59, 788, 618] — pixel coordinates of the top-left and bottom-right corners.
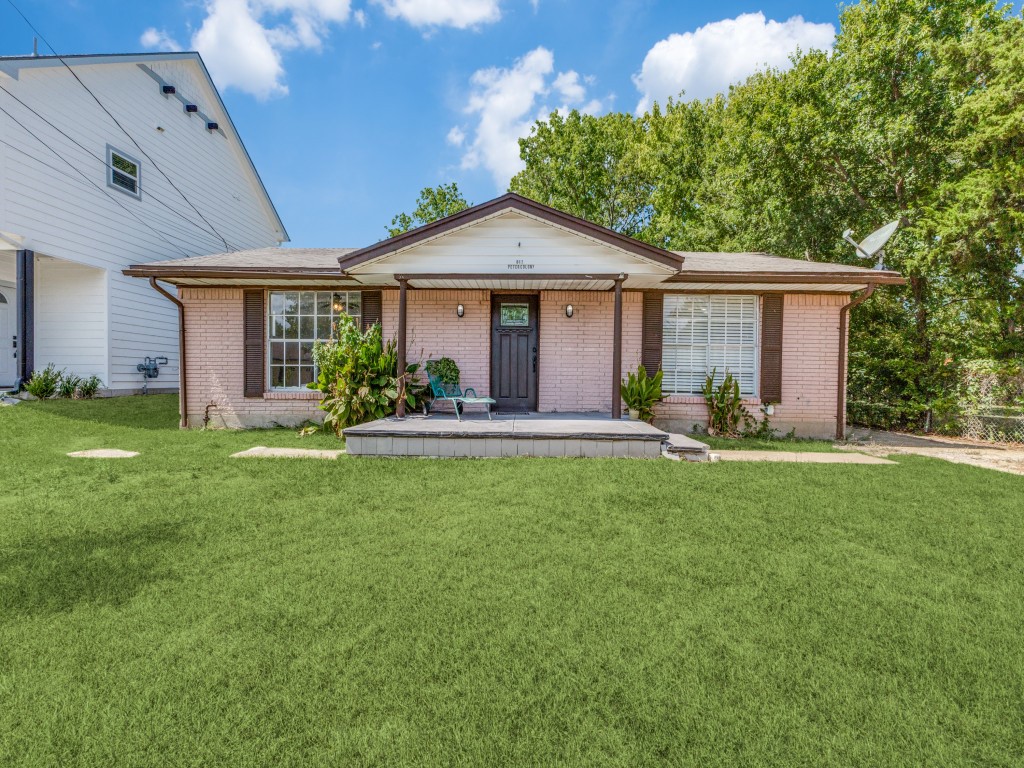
[0, 287, 15, 386]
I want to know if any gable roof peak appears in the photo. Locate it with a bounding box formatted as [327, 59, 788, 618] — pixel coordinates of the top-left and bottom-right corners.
[337, 193, 683, 272]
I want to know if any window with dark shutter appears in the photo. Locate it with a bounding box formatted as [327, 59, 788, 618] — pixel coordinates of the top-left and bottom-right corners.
[641, 292, 664, 376]
[760, 294, 784, 402]
[243, 290, 265, 398]
[361, 290, 382, 331]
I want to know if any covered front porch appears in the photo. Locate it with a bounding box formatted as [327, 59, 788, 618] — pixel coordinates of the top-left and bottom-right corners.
[343, 412, 709, 459]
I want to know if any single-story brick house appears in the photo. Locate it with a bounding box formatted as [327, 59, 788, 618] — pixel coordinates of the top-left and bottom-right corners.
[125, 193, 903, 438]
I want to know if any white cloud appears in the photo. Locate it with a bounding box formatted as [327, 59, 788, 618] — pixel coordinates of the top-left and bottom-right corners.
[143, 0, 353, 99]
[353, 8, 367, 26]
[457, 46, 601, 188]
[140, 28, 181, 51]
[447, 126, 466, 146]
[633, 12, 835, 112]
[371, 0, 501, 29]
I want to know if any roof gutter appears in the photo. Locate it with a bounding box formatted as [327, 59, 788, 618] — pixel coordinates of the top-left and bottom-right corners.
[836, 283, 876, 440]
[148, 278, 188, 428]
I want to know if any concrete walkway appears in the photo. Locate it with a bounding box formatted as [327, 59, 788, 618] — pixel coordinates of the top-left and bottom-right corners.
[715, 450, 896, 465]
[67, 449, 139, 458]
[231, 446, 344, 460]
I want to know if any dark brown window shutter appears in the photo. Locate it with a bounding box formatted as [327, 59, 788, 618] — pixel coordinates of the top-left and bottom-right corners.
[361, 290, 382, 331]
[641, 292, 664, 375]
[760, 295, 784, 402]
[243, 290, 265, 398]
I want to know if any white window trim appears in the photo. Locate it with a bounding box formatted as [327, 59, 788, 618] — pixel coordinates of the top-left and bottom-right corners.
[106, 145, 141, 199]
[661, 294, 760, 398]
[266, 289, 362, 391]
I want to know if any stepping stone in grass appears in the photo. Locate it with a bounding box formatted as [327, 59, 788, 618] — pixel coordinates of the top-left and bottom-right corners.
[67, 449, 139, 458]
[231, 446, 344, 460]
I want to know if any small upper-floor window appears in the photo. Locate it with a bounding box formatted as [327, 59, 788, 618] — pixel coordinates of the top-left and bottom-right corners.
[107, 146, 141, 198]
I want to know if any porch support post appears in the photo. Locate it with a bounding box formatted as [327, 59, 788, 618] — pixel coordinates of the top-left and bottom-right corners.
[612, 274, 624, 419]
[396, 277, 408, 418]
[15, 249, 34, 389]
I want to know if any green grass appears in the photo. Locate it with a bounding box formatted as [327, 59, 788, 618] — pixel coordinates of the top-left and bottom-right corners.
[698, 434, 840, 451]
[1, 395, 1023, 767]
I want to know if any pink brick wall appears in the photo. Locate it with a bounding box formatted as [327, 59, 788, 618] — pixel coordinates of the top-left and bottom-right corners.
[382, 289, 490, 397]
[654, 293, 848, 438]
[180, 286, 849, 437]
[180, 287, 323, 428]
[538, 291, 641, 412]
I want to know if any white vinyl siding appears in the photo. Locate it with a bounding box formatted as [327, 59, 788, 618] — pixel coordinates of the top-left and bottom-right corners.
[267, 291, 361, 389]
[662, 295, 758, 396]
[0, 58, 285, 389]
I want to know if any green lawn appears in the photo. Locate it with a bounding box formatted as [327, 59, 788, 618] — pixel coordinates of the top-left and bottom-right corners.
[1, 396, 1022, 767]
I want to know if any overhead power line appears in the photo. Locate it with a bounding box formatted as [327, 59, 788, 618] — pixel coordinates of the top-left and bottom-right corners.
[4, 0, 237, 253]
[0, 82, 231, 253]
[0, 102, 191, 258]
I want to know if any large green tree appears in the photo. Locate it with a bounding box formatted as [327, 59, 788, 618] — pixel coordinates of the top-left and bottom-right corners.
[510, 111, 652, 236]
[508, 0, 1024, 426]
[387, 183, 471, 237]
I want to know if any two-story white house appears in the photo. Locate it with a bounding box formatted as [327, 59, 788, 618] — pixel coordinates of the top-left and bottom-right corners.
[0, 52, 287, 393]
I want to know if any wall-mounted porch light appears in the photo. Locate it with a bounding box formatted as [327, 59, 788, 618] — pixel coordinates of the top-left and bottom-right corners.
[456, 304, 465, 318]
[565, 304, 574, 318]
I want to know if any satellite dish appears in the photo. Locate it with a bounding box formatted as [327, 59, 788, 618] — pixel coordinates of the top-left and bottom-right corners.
[842, 220, 900, 271]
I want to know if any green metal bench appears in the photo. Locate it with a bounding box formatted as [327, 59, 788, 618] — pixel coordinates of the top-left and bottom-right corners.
[426, 367, 495, 421]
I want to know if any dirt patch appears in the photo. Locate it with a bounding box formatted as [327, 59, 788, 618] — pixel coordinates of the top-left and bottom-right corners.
[840, 429, 1024, 476]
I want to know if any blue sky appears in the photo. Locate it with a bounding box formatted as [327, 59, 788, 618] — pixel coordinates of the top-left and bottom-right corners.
[1, 0, 845, 248]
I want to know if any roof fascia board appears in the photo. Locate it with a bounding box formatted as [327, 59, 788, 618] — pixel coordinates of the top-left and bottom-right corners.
[667, 271, 906, 285]
[0, 52, 289, 242]
[0, 52, 200, 79]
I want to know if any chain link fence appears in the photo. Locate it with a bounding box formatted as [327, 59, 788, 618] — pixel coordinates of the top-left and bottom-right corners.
[849, 361, 1024, 446]
[962, 407, 1024, 445]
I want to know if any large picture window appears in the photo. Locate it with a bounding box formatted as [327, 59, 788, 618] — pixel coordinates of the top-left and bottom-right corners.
[662, 295, 758, 396]
[267, 291, 361, 388]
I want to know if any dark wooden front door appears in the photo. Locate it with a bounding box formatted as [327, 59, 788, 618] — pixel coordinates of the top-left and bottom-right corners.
[491, 294, 539, 412]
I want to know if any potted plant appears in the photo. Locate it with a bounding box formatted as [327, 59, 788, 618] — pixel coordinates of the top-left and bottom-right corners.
[425, 357, 460, 388]
[620, 365, 663, 422]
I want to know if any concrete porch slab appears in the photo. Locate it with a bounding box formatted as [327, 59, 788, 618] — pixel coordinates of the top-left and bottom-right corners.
[343, 413, 668, 458]
[344, 412, 668, 441]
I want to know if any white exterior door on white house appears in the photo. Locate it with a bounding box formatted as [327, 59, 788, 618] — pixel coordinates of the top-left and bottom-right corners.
[0, 284, 15, 387]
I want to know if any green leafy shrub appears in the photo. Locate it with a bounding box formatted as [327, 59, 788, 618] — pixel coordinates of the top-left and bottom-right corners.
[425, 357, 461, 387]
[308, 315, 421, 434]
[701, 369, 749, 437]
[24, 364, 62, 399]
[620, 365, 663, 422]
[76, 375, 103, 399]
[847, 400, 930, 431]
[742, 407, 779, 440]
[57, 374, 82, 399]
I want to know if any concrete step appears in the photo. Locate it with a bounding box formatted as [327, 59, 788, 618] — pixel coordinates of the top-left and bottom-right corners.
[663, 433, 711, 461]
